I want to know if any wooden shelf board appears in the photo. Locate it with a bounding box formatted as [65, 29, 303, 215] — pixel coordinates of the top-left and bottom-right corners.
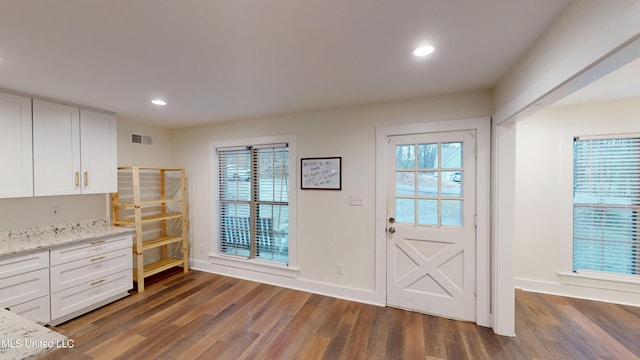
[115, 199, 182, 207]
[113, 213, 182, 226]
[134, 236, 183, 252]
[118, 166, 183, 171]
[133, 258, 184, 281]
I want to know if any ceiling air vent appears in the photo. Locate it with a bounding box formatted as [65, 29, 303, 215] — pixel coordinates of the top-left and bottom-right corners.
[131, 133, 153, 145]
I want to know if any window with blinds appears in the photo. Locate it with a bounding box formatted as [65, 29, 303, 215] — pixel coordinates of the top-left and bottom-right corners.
[573, 136, 639, 275]
[217, 143, 289, 264]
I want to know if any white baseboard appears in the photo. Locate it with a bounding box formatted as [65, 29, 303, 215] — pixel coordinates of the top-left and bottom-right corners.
[191, 259, 384, 307]
[515, 278, 640, 307]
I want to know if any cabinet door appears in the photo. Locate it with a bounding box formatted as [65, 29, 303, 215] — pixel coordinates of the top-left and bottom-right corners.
[80, 109, 117, 194]
[8, 296, 51, 324]
[0, 92, 33, 198]
[0, 250, 49, 280]
[50, 234, 131, 266]
[0, 268, 50, 308]
[50, 247, 131, 292]
[33, 100, 81, 196]
[50, 269, 131, 322]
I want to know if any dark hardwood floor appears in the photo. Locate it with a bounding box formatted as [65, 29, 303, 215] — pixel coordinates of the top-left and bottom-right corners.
[41, 270, 640, 359]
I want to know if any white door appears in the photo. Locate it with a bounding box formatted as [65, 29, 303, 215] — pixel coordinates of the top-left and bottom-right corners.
[386, 130, 476, 321]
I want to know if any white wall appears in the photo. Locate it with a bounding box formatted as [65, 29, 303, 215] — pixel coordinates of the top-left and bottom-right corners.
[494, 0, 640, 124]
[515, 98, 640, 306]
[172, 91, 493, 300]
[0, 194, 105, 231]
[117, 116, 174, 167]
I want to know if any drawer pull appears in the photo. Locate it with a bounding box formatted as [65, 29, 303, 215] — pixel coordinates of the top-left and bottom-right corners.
[91, 279, 106, 286]
[90, 256, 106, 262]
[90, 240, 106, 246]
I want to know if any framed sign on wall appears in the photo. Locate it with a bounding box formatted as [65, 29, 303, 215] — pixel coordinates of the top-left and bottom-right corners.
[301, 157, 342, 190]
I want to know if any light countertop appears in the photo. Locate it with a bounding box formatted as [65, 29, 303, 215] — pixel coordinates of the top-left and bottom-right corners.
[0, 308, 68, 359]
[0, 218, 133, 258]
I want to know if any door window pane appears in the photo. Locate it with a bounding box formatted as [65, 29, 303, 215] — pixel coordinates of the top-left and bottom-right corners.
[396, 145, 415, 169]
[396, 172, 415, 196]
[442, 171, 462, 197]
[396, 198, 415, 223]
[417, 172, 438, 196]
[442, 142, 462, 168]
[418, 199, 438, 225]
[441, 200, 463, 226]
[418, 143, 438, 169]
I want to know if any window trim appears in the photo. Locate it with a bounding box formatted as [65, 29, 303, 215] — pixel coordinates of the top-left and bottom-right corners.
[559, 270, 640, 293]
[210, 135, 298, 276]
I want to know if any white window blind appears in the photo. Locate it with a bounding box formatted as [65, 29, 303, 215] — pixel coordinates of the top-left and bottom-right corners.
[218, 144, 289, 264]
[573, 136, 640, 275]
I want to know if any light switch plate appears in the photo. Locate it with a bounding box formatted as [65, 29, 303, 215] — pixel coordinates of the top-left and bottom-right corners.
[349, 195, 364, 206]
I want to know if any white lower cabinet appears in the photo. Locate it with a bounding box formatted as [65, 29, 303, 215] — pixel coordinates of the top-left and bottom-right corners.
[8, 295, 51, 324]
[49, 233, 132, 325]
[0, 233, 133, 325]
[0, 250, 50, 324]
[50, 247, 130, 293]
[50, 235, 131, 265]
[50, 270, 131, 323]
[0, 268, 50, 308]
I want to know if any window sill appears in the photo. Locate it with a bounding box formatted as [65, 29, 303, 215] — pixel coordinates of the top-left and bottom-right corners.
[558, 271, 640, 294]
[209, 254, 299, 278]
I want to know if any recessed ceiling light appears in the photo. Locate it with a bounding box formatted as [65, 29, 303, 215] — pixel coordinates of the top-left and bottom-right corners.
[151, 99, 167, 106]
[413, 45, 435, 57]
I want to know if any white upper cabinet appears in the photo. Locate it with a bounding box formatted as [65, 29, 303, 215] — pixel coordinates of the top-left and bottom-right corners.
[79, 109, 117, 194]
[33, 99, 117, 196]
[33, 100, 81, 196]
[0, 92, 33, 198]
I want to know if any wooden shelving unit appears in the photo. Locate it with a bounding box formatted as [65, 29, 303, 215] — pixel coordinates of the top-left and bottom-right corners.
[111, 166, 189, 292]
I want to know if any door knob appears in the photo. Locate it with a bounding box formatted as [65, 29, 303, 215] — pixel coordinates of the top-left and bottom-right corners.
[388, 227, 396, 233]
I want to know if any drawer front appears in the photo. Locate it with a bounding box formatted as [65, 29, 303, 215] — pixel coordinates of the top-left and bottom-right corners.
[50, 234, 132, 266]
[51, 269, 132, 320]
[50, 247, 132, 292]
[8, 295, 51, 324]
[0, 268, 50, 308]
[0, 250, 49, 280]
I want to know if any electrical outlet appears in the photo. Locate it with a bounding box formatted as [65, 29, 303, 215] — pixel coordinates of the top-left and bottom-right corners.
[336, 263, 343, 275]
[49, 205, 61, 217]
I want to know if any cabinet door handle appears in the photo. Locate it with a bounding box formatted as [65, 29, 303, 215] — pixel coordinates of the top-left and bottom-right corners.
[90, 256, 105, 262]
[75, 172, 80, 188]
[84, 171, 88, 187]
[90, 240, 105, 246]
[91, 279, 106, 286]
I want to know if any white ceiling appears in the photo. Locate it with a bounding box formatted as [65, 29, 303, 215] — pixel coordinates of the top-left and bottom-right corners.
[0, 1, 570, 128]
